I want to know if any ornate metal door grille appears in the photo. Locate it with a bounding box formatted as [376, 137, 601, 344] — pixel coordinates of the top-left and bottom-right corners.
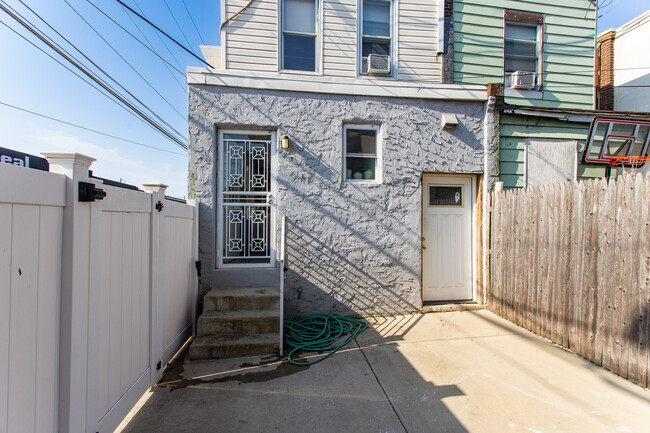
[219, 132, 274, 266]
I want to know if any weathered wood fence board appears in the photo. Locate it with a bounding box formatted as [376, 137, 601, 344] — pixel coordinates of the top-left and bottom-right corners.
[490, 174, 650, 388]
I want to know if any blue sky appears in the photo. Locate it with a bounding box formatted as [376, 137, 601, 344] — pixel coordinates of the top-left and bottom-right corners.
[0, 0, 219, 197]
[1, 0, 649, 197]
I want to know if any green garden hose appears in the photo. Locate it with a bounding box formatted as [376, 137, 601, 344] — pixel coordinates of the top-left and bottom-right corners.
[284, 289, 368, 366]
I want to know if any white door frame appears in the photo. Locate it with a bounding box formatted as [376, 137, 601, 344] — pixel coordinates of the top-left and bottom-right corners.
[421, 173, 476, 302]
[216, 130, 277, 269]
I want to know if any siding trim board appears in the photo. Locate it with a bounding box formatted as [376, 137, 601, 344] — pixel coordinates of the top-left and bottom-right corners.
[187, 67, 486, 100]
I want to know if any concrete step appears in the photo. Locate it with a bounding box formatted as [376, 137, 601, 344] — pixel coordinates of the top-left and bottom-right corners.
[197, 310, 280, 336]
[203, 287, 280, 313]
[189, 334, 279, 360]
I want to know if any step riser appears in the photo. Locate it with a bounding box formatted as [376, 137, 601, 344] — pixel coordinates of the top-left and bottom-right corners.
[197, 316, 280, 336]
[189, 342, 278, 360]
[204, 296, 280, 312]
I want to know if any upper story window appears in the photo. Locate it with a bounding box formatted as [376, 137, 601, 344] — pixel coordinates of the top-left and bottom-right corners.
[504, 10, 543, 92]
[281, 0, 318, 72]
[360, 0, 392, 76]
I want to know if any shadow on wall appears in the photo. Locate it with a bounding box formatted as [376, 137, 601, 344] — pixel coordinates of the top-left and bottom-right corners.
[283, 218, 421, 317]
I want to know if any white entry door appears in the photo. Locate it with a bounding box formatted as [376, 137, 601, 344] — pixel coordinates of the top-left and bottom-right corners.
[422, 174, 474, 301]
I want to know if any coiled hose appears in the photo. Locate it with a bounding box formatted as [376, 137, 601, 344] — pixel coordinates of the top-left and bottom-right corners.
[284, 289, 368, 366]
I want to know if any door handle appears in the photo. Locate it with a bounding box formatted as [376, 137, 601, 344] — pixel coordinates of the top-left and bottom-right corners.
[266, 193, 275, 205]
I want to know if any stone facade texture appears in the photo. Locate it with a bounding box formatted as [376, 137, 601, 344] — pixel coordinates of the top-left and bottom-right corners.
[188, 85, 486, 316]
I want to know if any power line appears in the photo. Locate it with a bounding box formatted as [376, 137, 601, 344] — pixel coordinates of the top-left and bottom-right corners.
[63, 0, 186, 121]
[116, 0, 213, 68]
[161, 0, 193, 50]
[125, 0, 187, 92]
[7, 0, 186, 144]
[0, 100, 185, 155]
[0, 2, 187, 150]
[0, 19, 151, 131]
[83, 0, 184, 76]
[132, 0, 183, 72]
[181, 0, 205, 45]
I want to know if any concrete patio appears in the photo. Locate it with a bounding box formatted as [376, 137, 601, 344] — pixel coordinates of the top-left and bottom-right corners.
[116, 310, 650, 433]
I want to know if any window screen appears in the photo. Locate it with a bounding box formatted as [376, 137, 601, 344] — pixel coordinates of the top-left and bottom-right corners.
[345, 126, 379, 181]
[360, 0, 391, 74]
[504, 23, 538, 73]
[282, 0, 317, 71]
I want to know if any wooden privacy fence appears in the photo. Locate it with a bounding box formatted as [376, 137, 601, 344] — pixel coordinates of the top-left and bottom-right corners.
[0, 154, 199, 433]
[489, 174, 650, 388]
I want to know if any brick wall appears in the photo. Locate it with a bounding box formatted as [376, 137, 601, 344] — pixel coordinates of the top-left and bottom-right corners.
[597, 31, 616, 110]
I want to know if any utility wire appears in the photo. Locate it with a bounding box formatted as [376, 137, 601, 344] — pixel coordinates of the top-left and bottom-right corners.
[181, 0, 205, 45]
[0, 100, 185, 155]
[64, 0, 186, 121]
[9, 0, 186, 142]
[83, 0, 184, 76]
[132, 0, 183, 71]
[220, 0, 255, 31]
[0, 3, 187, 149]
[116, 0, 213, 68]
[161, 0, 193, 50]
[0, 19, 142, 124]
[125, 0, 186, 92]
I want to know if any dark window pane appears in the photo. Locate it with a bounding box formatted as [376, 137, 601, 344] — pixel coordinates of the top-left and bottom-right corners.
[429, 186, 462, 206]
[362, 40, 390, 57]
[504, 40, 537, 58]
[283, 34, 315, 71]
[346, 157, 376, 180]
[363, 0, 390, 37]
[505, 57, 536, 73]
[346, 128, 377, 154]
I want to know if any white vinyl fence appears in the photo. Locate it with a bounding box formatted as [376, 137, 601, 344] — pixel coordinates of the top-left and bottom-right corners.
[0, 153, 198, 433]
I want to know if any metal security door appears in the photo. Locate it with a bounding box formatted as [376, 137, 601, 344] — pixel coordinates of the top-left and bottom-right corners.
[218, 131, 275, 267]
[422, 174, 474, 301]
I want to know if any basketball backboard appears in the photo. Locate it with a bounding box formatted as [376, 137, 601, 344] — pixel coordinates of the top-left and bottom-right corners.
[583, 117, 650, 167]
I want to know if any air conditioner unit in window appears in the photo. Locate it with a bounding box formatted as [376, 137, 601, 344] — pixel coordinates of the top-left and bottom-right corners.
[367, 54, 390, 75]
[510, 70, 536, 90]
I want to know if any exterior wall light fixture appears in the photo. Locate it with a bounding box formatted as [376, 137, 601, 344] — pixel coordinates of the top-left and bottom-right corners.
[280, 135, 290, 149]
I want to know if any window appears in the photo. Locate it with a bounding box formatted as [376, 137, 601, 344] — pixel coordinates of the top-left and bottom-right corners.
[344, 125, 380, 181]
[504, 10, 543, 90]
[360, 0, 392, 75]
[281, 0, 317, 72]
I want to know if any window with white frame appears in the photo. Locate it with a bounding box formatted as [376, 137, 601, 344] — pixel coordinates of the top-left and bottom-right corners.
[504, 10, 543, 90]
[281, 0, 318, 72]
[344, 125, 380, 181]
[360, 0, 392, 75]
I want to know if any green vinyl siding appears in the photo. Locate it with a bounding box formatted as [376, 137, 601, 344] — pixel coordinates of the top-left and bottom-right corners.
[498, 114, 606, 189]
[453, 0, 596, 110]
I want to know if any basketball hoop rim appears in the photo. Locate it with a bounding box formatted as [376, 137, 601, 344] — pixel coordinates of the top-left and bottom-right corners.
[611, 156, 650, 166]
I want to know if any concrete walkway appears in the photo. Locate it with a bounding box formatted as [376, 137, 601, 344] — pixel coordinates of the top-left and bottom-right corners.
[116, 310, 650, 433]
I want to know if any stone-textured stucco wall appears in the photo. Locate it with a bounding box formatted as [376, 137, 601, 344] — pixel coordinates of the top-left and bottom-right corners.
[189, 85, 485, 315]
